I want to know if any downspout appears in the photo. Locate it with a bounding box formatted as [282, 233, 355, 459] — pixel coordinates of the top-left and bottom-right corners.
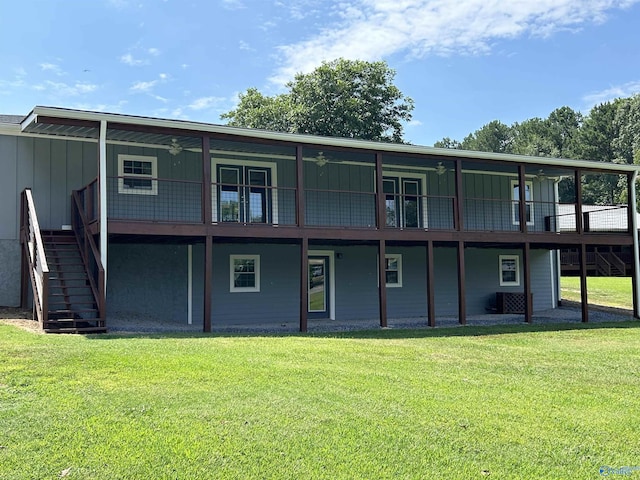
[554, 179, 561, 306]
[99, 120, 107, 289]
[630, 170, 640, 318]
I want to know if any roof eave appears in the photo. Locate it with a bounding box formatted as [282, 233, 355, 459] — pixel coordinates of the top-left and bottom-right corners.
[24, 106, 640, 173]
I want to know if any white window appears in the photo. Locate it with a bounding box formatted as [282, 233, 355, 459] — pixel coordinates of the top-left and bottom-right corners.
[511, 179, 533, 226]
[385, 254, 403, 287]
[118, 154, 158, 195]
[230, 255, 260, 292]
[499, 255, 520, 286]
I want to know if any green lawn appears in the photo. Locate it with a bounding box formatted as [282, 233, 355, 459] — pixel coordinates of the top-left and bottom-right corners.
[561, 276, 632, 309]
[2, 322, 640, 479]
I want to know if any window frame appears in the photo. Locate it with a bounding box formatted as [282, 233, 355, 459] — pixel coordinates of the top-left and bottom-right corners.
[229, 254, 261, 293]
[499, 254, 520, 287]
[385, 253, 403, 288]
[117, 154, 158, 195]
[510, 179, 534, 226]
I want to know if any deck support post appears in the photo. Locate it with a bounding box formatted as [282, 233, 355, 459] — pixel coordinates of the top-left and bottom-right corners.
[375, 153, 385, 229]
[629, 171, 640, 319]
[457, 240, 466, 325]
[454, 159, 464, 231]
[579, 242, 589, 323]
[523, 242, 532, 323]
[202, 136, 211, 224]
[427, 240, 435, 327]
[203, 235, 212, 332]
[378, 239, 388, 328]
[300, 236, 308, 332]
[296, 146, 305, 227]
[518, 164, 528, 234]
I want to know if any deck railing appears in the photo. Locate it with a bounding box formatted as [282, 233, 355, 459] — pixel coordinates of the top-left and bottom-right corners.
[20, 189, 49, 327]
[71, 190, 105, 325]
[76, 178, 99, 223]
[97, 178, 633, 235]
[108, 176, 203, 223]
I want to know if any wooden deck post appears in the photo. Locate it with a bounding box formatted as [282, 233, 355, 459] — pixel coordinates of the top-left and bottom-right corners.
[300, 236, 308, 332]
[427, 240, 435, 327]
[518, 164, 528, 234]
[203, 235, 212, 332]
[202, 136, 212, 224]
[378, 239, 388, 328]
[457, 240, 466, 325]
[454, 159, 464, 231]
[579, 242, 589, 323]
[296, 146, 305, 227]
[375, 153, 385, 229]
[575, 169, 584, 234]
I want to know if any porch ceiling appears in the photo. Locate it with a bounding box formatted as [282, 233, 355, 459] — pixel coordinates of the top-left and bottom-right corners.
[18, 105, 640, 175]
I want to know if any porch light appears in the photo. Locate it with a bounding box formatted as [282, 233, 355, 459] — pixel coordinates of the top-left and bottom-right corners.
[168, 138, 183, 156]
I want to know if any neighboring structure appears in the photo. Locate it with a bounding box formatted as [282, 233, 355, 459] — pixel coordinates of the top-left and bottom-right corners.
[1, 106, 639, 332]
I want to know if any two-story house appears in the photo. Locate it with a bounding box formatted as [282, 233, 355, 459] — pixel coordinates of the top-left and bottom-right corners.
[1, 106, 638, 332]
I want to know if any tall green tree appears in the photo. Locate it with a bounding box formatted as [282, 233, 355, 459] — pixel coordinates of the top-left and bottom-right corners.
[221, 59, 414, 143]
[459, 120, 514, 153]
[613, 94, 640, 165]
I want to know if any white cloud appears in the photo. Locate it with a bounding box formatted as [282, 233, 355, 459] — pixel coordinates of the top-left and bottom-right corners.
[583, 81, 640, 107]
[221, 0, 245, 9]
[188, 96, 226, 110]
[148, 47, 161, 56]
[130, 80, 157, 92]
[120, 53, 147, 66]
[40, 63, 65, 76]
[33, 81, 98, 96]
[271, 0, 640, 85]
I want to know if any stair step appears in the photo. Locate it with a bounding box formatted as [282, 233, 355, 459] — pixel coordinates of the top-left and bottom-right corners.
[44, 326, 107, 334]
[49, 293, 94, 297]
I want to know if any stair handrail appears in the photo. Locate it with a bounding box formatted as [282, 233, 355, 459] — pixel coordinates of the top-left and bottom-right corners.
[609, 252, 627, 275]
[20, 189, 49, 326]
[71, 190, 105, 323]
[595, 251, 611, 276]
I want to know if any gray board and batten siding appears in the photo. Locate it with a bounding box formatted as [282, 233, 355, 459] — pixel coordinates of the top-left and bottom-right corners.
[0, 134, 97, 306]
[106, 242, 554, 327]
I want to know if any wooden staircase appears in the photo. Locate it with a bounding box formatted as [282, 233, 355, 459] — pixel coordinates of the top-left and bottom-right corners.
[41, 230, 106, 333]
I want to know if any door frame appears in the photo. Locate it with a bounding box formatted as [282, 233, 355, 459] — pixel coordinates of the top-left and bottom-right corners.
[308, 250, 335, 320]
[211, 157, 279, 224]
[382, 170, 428, 229]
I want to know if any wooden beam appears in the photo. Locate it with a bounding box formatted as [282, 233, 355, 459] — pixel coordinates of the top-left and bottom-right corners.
[575, 169, 584, 235]
[454, 159, 464, 231]
[523, 242, 532, 323]
[296, 145, 305, 227]
[518, 164, 528, 234]
[202, 136, 212, 224]
[300, 237, 308, 332]
[375, 153, 385, 230]
[427, 240, 435, 327]
[579, 242, 589, 323]
[457, 240, 466, 325]
[378, 239, 388, 327]
[203, 235, 212, 332]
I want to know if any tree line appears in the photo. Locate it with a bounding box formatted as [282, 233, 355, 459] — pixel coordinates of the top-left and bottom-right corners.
[434, 96, 640, 205]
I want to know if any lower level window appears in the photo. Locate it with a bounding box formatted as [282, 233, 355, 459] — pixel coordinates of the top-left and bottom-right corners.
[385, 254, 403, 287]
[499, 255, 520, 286]
[230, 255, 260, 292]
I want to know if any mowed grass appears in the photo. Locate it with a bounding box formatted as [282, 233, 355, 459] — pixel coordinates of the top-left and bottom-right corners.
[2, 322, 640, 479]
[561, 276, 632, 309]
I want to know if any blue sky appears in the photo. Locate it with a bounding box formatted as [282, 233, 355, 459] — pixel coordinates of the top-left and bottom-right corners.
[1, 0, 639, 146]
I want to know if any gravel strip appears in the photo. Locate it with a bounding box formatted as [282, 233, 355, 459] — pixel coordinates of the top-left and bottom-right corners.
[104, 304, 636, 335]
